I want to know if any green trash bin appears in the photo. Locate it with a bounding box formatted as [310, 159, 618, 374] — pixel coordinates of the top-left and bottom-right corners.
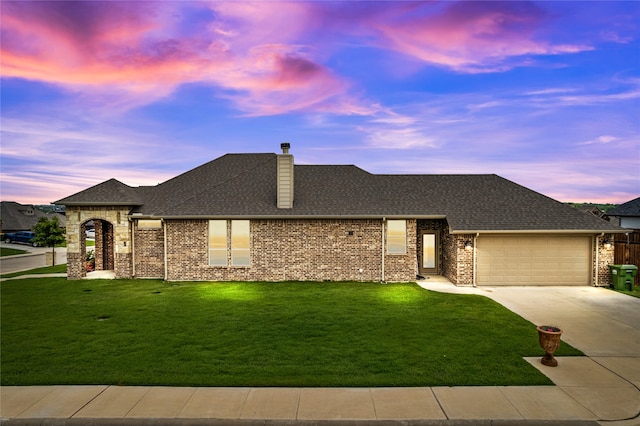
[608, 265, 638, 291]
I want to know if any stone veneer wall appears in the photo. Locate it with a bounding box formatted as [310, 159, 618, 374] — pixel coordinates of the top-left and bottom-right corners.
[66, 252, 85, 279]
[594, 233, 615, 287]
[163, 219, 417, 282]
[65, 206, 132, 279]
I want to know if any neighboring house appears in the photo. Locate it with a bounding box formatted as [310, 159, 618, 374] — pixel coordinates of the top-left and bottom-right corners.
[56, 144, 625, 286]
[580, 205, 609, 221]
[608, 197, 640, 285]
[0, 201, 66, 234]
[608, 197, 640, 231]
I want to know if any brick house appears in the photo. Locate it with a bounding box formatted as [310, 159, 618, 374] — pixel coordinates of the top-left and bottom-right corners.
[56, 144, 624, 286]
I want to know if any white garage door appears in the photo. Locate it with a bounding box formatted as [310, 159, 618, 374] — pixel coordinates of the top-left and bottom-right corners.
[476, 235, 591, 286]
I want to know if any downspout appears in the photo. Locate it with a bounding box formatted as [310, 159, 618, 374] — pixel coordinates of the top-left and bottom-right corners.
[381, 218, 386, 283]
[472, 233, 479, 287]
[130, 217, 135, 277]
[162, 219, 168, 281]
[595, 233, 604, 287]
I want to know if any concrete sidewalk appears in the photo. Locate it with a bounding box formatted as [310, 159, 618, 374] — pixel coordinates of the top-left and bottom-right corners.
[2, 283, 639, 425]
[0, 382, 606, 425]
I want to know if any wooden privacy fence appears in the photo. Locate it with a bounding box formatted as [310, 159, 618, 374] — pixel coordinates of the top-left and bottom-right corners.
[614, 231, 640, 287]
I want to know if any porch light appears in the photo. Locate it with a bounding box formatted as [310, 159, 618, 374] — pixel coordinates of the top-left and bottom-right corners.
[603, 239, 612, 249]
[464, 240, 472, 250]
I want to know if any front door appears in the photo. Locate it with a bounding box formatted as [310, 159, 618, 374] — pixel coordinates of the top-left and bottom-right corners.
[419, 232, 439, 275]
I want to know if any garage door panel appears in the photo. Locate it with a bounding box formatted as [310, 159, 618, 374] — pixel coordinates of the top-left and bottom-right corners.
[477, 236, 591, 286]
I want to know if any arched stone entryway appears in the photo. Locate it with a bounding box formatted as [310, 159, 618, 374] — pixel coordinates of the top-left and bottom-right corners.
[65, 206, 133, 280]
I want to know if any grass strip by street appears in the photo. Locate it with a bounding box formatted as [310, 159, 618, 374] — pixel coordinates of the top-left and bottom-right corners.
[0, 264, 67, 279]
[1, 247, 28, 257]
[0, 279, 583, 387]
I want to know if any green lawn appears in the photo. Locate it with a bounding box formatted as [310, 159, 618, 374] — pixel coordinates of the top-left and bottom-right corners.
[0, 247, 28, 257]
[0, 279, 582, 387]
[613, 288, 640, 298]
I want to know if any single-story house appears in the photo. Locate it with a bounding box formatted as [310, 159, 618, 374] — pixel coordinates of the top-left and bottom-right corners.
[55, 144, 625, 286]
[608, 197, 640, 231]
[0, 201, 66, 234]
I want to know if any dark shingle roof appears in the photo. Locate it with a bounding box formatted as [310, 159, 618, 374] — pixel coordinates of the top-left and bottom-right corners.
[55, 178, 143, 206]
[56, 153, 624, 233]
[1, 202, 66, 232]
[608, 197, 640, 217]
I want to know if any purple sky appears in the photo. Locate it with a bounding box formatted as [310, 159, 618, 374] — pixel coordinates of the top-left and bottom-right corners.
[1, 1, 639, 205]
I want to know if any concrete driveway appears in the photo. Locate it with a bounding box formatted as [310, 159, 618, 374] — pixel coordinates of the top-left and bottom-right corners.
[477, 286, 640, 357]
[419, 280, 640, 357]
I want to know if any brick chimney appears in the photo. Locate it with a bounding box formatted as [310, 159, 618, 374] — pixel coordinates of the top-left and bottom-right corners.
[277, 143, 294, 209]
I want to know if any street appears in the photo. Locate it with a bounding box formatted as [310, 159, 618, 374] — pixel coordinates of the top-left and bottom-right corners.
[0, 242, 67, 274]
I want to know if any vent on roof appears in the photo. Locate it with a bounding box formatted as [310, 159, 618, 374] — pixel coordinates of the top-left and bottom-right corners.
[277, 143, 294, 209]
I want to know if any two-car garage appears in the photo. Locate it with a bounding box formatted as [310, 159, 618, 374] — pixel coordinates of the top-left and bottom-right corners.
[476, 235, 592, 286]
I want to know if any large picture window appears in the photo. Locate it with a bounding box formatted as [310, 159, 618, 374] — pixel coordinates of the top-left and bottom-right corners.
[387, 220, 407, 254]
[209, 220, 251, 267]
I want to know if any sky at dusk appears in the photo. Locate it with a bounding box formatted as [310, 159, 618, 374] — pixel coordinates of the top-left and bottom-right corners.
[1, 0, 639, 205]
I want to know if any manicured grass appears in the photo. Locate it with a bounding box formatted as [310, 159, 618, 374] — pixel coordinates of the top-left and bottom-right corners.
[613, 288, 640, 298]
[1, 247, 28, 257]
[0, 264, 67, 278]
[0, 279, 582, 387]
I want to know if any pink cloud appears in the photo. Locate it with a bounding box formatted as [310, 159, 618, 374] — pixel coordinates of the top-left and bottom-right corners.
[366, 1, 592, 72]
[0, 1, 365, 115]
[0, 1, 597, 115]
[1, 1, 217, 96]
[215, 45, 366, 116]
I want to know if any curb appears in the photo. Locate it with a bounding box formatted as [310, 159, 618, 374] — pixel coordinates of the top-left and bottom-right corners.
[0, 419, 602, 426]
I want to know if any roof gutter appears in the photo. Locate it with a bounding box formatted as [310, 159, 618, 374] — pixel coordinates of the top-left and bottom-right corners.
[472, 233, 479, 287]
[129, 214, 448, 221]
[381, 218, 386, 283]
[449, 229, 628, 235]
[60, 202, 143, 207]
[129, 216, 135, 278]
[162, 219, 168, 281]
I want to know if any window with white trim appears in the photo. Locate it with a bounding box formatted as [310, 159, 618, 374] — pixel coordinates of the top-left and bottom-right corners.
[387, 220, 407, 254]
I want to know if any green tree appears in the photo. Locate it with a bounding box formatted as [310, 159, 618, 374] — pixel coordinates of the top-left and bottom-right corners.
[32, 216, 65, 266]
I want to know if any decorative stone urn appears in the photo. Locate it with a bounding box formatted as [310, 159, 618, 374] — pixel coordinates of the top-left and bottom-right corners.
[537, 325, 562, 367]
